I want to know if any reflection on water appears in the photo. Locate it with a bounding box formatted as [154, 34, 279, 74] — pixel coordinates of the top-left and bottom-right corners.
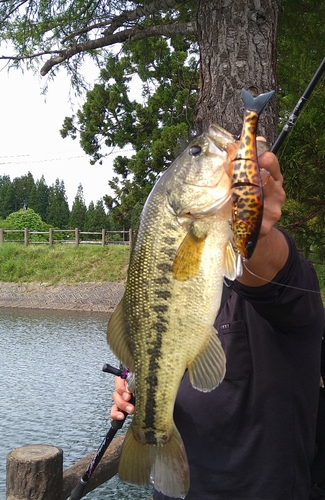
[0, 308, 152, 500]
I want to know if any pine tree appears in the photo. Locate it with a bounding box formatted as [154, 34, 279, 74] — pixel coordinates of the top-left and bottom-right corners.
[0, 175, 15, 219]
[29, 175, 50, 222]
[69, 183, 87, 231]
[46, 179, 70, 228]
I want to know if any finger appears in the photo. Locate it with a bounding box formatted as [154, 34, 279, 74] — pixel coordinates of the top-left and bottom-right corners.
[258, 151, 282, 182]
[110, 403, 127, 421]
[112, 390, 135, 414]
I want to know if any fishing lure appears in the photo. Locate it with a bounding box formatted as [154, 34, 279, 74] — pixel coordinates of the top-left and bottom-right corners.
[228, 88, 275, 261]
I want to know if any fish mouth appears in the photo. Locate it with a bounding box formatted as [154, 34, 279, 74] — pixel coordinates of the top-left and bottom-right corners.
[207, 124, 237, 151]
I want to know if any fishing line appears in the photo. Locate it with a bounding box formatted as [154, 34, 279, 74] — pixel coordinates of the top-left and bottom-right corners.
[242, 261, 322, 294]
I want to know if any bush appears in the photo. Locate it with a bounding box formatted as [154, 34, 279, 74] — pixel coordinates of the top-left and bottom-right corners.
[3, 208, 58, 242]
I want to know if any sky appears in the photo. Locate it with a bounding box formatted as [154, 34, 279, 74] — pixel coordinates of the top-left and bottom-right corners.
[0, 60, 136, 209]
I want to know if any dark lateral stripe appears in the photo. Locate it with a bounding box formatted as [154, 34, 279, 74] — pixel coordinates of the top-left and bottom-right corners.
[157, 262, 173, 273]
[144, 329, 163, 429]
[143, 255, 172, 430]
[155, 289, 172, 300]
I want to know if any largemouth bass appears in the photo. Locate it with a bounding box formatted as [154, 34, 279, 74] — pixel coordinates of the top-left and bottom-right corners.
[226, 89, 275, 260]
[107, 130, 238, 498]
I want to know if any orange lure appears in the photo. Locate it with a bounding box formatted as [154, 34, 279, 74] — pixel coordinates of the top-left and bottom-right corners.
[228, 88, 275, 260]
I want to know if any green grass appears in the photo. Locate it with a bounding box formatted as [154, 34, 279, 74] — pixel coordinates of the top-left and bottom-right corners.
[0, 243, 130, 285]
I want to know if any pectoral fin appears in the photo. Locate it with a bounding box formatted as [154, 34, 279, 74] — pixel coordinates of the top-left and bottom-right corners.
[106, 299, 135, 371]
[227, 142, 238, 162]
[173, 227, 207, 281]
[188, 328, 226, 391]
[223, 241, 237, 281]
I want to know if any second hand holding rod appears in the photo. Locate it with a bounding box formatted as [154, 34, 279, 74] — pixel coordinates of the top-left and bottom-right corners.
[67, 364, 135, 500]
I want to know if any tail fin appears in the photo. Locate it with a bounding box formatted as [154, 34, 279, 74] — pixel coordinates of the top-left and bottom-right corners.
[242, 88, 275, 115]
[119, 424, 190, 498]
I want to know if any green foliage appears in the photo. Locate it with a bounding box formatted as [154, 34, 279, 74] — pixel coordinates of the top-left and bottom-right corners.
[28, 175, 50, 221]
[46, 178, 70, 229]
[4, 208, 46, 230]
[0, 174, 68, 228]
[0, 174, 127, 234]
[277, 0, 325, 254]
[84, 199, 109, 236]
[3, 208, 58, 242]
[69, 183, 87, 231]
[61, 35, 198, 227]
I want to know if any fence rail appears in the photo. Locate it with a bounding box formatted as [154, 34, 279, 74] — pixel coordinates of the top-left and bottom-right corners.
[0, 228, 133, 247]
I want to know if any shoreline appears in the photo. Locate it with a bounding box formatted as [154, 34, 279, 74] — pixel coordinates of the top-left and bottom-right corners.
[0, 281, 125, 313]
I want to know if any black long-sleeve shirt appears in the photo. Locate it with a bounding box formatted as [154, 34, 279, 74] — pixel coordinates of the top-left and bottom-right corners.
[154, 231, 324, 500]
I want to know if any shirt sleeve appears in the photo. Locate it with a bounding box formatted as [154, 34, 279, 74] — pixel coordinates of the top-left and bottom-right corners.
[231, 228, 323, 333]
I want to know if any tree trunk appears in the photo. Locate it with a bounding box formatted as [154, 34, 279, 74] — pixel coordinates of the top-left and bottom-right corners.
[195, 0, 279, 144]
[6, 444, 63, 500]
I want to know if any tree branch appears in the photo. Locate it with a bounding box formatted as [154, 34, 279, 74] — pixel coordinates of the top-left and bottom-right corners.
[61, 0, 185, 43]
[39, 21, 196, 76]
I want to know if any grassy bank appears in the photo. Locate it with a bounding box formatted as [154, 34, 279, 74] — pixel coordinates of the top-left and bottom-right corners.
[0, 243, 130, 284]
[0, 243, 324, 302]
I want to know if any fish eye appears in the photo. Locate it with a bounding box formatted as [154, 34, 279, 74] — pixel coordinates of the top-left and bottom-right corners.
[189, 145, 202, 157]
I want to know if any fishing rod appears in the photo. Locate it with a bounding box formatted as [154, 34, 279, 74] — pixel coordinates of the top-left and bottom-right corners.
[66, 364, 135, 500]
[271, 56, 325, 155]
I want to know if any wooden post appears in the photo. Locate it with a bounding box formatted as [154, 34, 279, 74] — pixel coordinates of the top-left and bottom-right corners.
[49, 228, 53, 246]
[6, 444, 63, 500]
[75, 228, 79, 248]
[129, 228, 133, 248]
[24, 228, 28, 247]
[102, 228, 106, 247]
[0, 228, 4, 244]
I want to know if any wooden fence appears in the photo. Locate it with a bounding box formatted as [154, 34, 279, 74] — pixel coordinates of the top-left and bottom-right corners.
[0, 228, 133, 247]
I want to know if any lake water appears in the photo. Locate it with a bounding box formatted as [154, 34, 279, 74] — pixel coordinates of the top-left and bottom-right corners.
[0, 308, 152, 500]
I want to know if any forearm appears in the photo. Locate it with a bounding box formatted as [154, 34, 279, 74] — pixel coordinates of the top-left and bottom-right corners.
[237, 227, 289, 287]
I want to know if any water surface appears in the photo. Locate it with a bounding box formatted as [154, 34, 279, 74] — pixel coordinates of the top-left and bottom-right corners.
[0, 308, 152, 499]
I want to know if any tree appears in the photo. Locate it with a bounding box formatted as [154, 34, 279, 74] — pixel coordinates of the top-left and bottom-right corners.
[46, 179, 70, 228]
[0, 1, 196, 79]
[28, 175, 50, 222]
[59, 0, 278, 227]
[2, 0, 325, 244]
[85, 199, 108, 233]
[69, 183, 87, 230]
[0, 175, 15, 219]
[275, 0, 325, 256]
